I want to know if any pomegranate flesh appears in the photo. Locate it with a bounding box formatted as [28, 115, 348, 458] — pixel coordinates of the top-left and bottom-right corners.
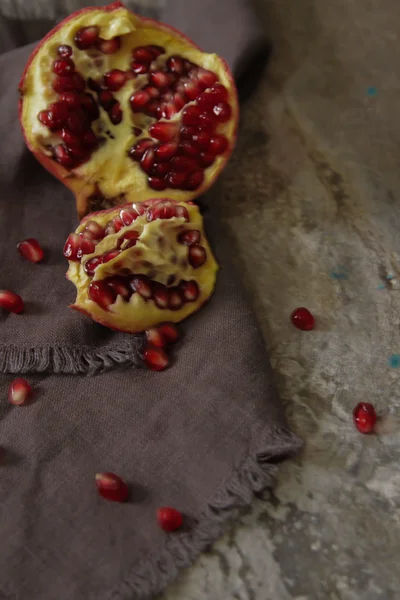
[19, 2, 239, 217]
[65, 198, 218, 332]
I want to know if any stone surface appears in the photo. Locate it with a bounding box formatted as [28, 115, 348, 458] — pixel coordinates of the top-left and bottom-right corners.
[159, 0, 400, 598]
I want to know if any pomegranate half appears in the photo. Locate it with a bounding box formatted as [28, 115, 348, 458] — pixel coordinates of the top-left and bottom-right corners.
[65, 198, 218, 332]
[19, 1, 239, 217]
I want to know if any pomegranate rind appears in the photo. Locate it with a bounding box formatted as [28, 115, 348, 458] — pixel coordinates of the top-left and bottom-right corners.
[19, 2, 239, 218]
[67, 199, 218, 332]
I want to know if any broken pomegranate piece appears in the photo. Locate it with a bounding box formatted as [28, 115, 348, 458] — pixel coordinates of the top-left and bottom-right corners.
[65, 198, 218, 332]
[19, 2, 239, 217]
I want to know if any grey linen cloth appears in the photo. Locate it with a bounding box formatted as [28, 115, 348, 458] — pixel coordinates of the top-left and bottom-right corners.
[0, 2, 302, 599]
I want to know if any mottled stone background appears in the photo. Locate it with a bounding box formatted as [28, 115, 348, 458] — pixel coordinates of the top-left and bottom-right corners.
[160, 0, 400, 598]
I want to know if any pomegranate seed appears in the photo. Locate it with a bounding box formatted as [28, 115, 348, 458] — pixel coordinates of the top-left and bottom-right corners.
[144, 85, 160, 99]
[291, 307, 315, 331]
[17, 238, 44, 263]
[128, 138, 155, 161]
[84, 220, 105, 239]
[170, 156, 197, 172]
[208, 134, 229, 155]
[130, 90, 150, 112]
[174, 205, 189, 220]
[74, 26, 99, 50]
[191, 131, 211, 150]
[133, 127, 143, 136]
[118, 231, 139, 249]
[66, 109, 88, 134]
[63, 233, 94, 261]
[149, 177, 167, 191]
[196, 68, 218, 89]
[198, 113, 215, 131]
[146, 327, 167, 347]
[179, 280, 199, 302]
[131, 61, 150, 75]
[353, 402, 377, 434]
[153, 283, 169, 309]
[53, 73, 85, 93]
[38, 110, 52, 128]
[158, 322, 180, 344]
[143, 346, 169, 371]
[145, 100, 161, 118]
[131, 275, 153, 299]
[188, 245, 207, 268]
[198, 152, 215, 168]
[68, 145, 89, 161]
[212, 102, 232, 123]
[119, 207, 138, 226]
[168, 288, 183, 310]
[61, 128, 80, 148]
[180, 126, 197, 139]
[46, 100, 69, 128]
[147, 202, 175, 221]
[149, 121, 179, 142]
[182, 105, 202, 126]
[52, 57, 74, 75]
[0, 290, 24, 314]
[197, 83, 229, 109]
[174, 93, 186, 111]
[95, 472, 129, 502]
[57, 44, 72, 57]
[161, 102, 178, 120]
[109, 102, 123, 125]
[149, 71, 170, 89]
[102, 250, 120, 263]
[99, 91, 115, 110]
[152, 162, 170, 177]
[166, 171, 187, 189]
[148, 45, 165, 57]
[107, 276, 131, 300]
[8, 378, 31, 406]
[157, 507, 183, 531]
[103, 69, 127, 91]
[88, 281, 117, 310]
[80, 236, 96, 256]
[112, 216, 124, 232]
[183, 80, 202, 101]
[179, 141, 198, 158]
[80, 93, 100, 121]
[82, 129, 98, 148]
[60, 90, 82, 107]
[155, 142, 178, 162]
[185, 170, 204, 190]
[133, 47, 156, 62]
[84, 256, 103, 276]
[167, 56, 184, 74]
[141, 148, 156, 174]
[97, 36, 121, 54]
[178, 229, 200, 245]
[55, 144, 74, 168]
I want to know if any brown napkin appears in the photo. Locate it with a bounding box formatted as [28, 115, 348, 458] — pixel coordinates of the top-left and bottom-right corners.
[0, 2, 302, 599]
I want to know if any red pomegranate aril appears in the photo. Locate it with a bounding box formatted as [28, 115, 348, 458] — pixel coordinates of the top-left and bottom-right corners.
[185, 170, 204, 190]
[198, 113, 215, 131]
[84, 256, 103, 275]
[152, 162, 170, 177]
[61, 128, 80, 148]
[48, 100, 69, 125]
[119, 207, 137, 226]
[157, 506, 183, 531]
[8, 378, 31, 406]
[161, 102, 178, 120]
[103, 250, 120, 263]
[99, 90, 115, 110]
[198, 83, 229, 108]
[191, 131, 211, 150]
[82, 129, 98, 148]
[17, 238, 44, 263]
[112, 216, 124, 232]
[95, 472, 129, 502]
[170, 156, 197, 172]
[212, 102, 232, 123]
[149, 121, 179, 142]
[182, 105, 202, 126]
[55, 144, 74, 168]
[143, 346, 169, 371]
[145, 100, 161, 118]
[118, 230, 139, 248]
[178, 229, 200, 245]
[131, 61, 150, 75]
[129, 138, 155, 161]
[130, 90, 150, 111]
[198, 152, 215, 168]
[88, 280, 116, 310]
[66, 110, 87, 134]
[174, 205, 189, 220]
[131, 275, 153, 299]
[145, 85, 160, 99]
[183, 80, 202, 101]
[146, 327, 167, 347]
[80, 93, 100, 121]
[196, 68, 218, 89]
[57, 44, 72, 57]
[38, 110, 51, 128]
[97, 36, 121, 55]
[188, 244, 207, 268]
[0, 290, 24, 314]
[60, 90, 81, 107]
[148, 45, 165, 57]
[168, 288, 183, 310]
[53, 73, 85, 93]
[353, 402, 377, 434]
[291, 307, 315, 331]
[52, 57, 74, 75]
[133, 46, 156, 62]
[80, 236, 96, 256]
[155, 142, 178, 162]
[180, 280, 199, 302]
[149, 177, 167, 191]
[180, 125, 197, 140]
[208, 134, 228, 155]
[166, 171, 187, 188]
[109, 102, 123, 125]
[167, 55, 184, 74]
[158, 322, 180, 344]
[147, 202, 175, 221]
[74, 26, 99, 50]
[153, 283, 169, 309]
[85, 220, 105, 239]
[179, 141, 198, 158]
[103, 69, 128, 91]
[107, 276, 131, 300]
[141, 148, 156, 174]
[63, 233, 81, 260]
[133, 127, 142, 136]
[174, 93, 186, 111]
[149, 71, 170, 89]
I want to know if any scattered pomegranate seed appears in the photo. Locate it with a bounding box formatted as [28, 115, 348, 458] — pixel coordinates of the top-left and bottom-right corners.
[146, 327, 167, 347]
[157, 322, 179, 344]
[353, 403, 377, 434]
[157, 507, 183, 531]
[188, 244, 207, 268]
[8, 378, 31, 406]
[143, 346, 169, 371]
[74, 26, 99, 50]
[17, 238, 44, 263]
[291, 307, 315, 331]
[95, 472, 129, 502]
[97, 36, 121, 54]
[103, 69, 127, 91]
[0, 290, 24, 313]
